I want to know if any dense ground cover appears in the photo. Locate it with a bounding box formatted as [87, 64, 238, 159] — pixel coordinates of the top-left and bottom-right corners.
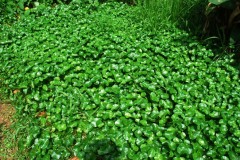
[0, 2, 240, 159]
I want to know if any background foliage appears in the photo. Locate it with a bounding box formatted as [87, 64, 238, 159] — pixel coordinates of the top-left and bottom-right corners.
[1, 2, 240, 159]
[0, 0, 72, 24]
[204, 0, 240, 50]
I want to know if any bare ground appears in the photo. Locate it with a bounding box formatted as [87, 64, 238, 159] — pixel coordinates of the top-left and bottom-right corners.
[0, 103, 15, 127]
[0, 103, 16, 160]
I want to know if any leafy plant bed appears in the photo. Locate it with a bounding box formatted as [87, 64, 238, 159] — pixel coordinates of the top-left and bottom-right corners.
[0, 2, 240, 159]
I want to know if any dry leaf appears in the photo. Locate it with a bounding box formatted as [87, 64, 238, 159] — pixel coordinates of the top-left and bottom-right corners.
[82, 132, 87, 139]
[13, 89, 20, 94]
[37, 111, 47, 117]
[69, 156, 80, 160]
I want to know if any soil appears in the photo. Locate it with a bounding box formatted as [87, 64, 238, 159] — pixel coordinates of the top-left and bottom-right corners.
[0, 103, 15, 127]
[0, 102, 16, 160]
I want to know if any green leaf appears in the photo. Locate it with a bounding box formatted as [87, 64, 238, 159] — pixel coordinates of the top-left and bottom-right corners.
[164, 127, 177, 140]
[91, 118, 104, 128]
[140, 119, 148, 126]
[177, 142, 192, 155]
[51, 151, 61, 159]
[56, 123, 67, 131]
[150, 92, 159, 102]
[124, 112, 132, 118]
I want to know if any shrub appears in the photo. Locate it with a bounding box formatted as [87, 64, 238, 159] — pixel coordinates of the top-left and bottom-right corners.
[0, 2, 240, 159]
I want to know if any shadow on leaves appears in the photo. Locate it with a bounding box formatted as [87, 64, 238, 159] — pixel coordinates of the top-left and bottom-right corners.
[83, 139, 120, 160]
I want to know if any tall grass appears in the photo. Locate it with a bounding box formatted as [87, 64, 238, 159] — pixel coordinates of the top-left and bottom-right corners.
[134, 0, 207, 31]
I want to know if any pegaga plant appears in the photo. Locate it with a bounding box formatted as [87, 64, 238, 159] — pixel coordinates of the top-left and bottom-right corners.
[1, 2, 240, 159]
[204, 0, 240, 51]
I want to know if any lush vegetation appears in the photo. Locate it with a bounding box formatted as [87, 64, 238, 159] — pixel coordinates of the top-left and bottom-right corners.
[0, 0, 207, 30]
[0, 0, 240, 160]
